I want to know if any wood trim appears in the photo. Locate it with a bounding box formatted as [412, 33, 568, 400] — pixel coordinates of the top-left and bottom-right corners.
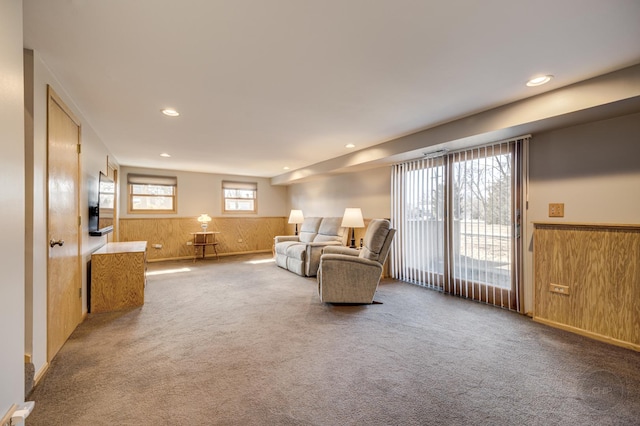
[147, 249, 272, 263]
[127, 178, 178, 214]
[34, 361, 50, 387]
[106, 157, 119, 242]
[533, 317, 640, 352]
[1, 404, 18, 426]
[121, 216, 287, 220]
[533, 221, 640, 230]
[47, 85, 80, 126]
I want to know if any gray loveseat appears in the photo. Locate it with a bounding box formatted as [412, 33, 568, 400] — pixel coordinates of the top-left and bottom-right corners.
[274, 217, 347, 277]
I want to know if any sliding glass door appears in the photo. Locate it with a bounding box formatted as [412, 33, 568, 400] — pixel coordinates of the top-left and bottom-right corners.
[391, 156, 446, 290]
[391, 139, 525, 310]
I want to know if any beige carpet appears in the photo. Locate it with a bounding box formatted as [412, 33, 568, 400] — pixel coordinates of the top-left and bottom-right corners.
[27, 253, 640, 425]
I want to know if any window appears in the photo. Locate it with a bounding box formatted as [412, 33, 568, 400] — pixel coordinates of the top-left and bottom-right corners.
[222, 181, 257, 213]
[391, 138, 527, 311]
[127, 174, 177, 213]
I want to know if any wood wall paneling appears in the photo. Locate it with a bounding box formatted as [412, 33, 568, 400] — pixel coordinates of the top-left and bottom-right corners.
[118, 217, 389, 274]
[119, 217, 287, 261]
[533, 223, 640, 351]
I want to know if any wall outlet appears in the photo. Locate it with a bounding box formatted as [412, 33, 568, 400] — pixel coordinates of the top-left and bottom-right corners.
[186, 241, 193, 245]
[549, 283, 570, 295]
[549, 203, 564, 217]
[237, 238, 243, 243]
[152, 244, 162, 249]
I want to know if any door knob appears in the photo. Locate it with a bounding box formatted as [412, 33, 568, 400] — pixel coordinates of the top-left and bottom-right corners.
[50, 239, 64, 248]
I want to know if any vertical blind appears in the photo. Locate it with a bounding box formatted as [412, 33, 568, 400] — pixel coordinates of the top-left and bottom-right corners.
[391, 138, 528, 311]
[390, 155, 446, 290]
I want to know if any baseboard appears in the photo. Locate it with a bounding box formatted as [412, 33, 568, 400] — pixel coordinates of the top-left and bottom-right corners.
[533, 317, 640, 352]
[147, 249, 272, 263]
[33, 361, 49, 387]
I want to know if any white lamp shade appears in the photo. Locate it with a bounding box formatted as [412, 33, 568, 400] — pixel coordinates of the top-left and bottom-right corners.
[288, 209, 304, 224]
[197, 214, 212, 223]
[341, 208, 364, 228]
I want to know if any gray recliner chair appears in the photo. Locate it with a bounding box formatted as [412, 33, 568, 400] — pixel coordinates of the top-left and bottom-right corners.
[317, 219, 396, 304]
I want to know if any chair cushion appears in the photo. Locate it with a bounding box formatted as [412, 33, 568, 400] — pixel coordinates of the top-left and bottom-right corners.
[286, 243, 307, 261]
[314, 217, 344, 243]
[360, 219, 391, 261]
[275, 241, 299, 256]
[298, 217, 322, 243]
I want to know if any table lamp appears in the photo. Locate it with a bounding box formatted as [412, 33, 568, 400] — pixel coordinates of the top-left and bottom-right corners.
[197, 213, 212, 231]
[288, 210, 304, 235]
[341, 208, 364, 248]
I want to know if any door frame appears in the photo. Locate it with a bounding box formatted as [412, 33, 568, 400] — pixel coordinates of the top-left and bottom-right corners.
[444, 143, 521, 310]
[106, 156, 118, 242]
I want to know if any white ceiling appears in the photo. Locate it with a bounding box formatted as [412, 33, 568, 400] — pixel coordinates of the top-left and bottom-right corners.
[23, 0, 640, 179]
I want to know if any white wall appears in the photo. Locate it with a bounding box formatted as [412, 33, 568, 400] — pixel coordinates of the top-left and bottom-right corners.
[119, 166, 288, 218]
[25, 49, 117, 379]
[523, 112, 640, 313]
[287, 167, 391, 219]
[0, 0, 26, 413]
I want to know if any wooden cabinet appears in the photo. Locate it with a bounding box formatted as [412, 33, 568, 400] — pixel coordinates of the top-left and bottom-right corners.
[533, 223, 640, 351]
[90, 241, 147, 313]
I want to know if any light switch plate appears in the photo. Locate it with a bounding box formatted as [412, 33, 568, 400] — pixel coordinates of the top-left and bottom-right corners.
[549, 203, 564, 217]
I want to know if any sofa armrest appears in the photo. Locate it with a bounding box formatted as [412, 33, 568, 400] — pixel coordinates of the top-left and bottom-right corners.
[307, 241, 341, 248]
[319, 253, 381, 268]
[274, 235, 300, 244]
[317, 254, 384, 303]
[304, 241, 341, 276]
[322, 246, 359, 256]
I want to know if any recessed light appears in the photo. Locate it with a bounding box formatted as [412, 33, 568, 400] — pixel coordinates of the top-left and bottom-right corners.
[526, 75, 553, 87]
[161, 108, 180, 117]
[160, 153, 171, 158]
[283, 166, 290, 170]
[345, 143, 355, 148]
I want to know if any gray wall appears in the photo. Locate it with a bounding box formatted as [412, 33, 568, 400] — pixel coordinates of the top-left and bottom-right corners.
[119, 166, 288, 219]
[24, 48, 118, 381]
[0, 0, 26, 413]
[528, 112, 640, 224]
[524, 111, 640, 312]
[287, 167, 391, 218]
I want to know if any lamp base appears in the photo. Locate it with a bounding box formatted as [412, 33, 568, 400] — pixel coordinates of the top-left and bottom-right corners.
[349, 228, 356, 248]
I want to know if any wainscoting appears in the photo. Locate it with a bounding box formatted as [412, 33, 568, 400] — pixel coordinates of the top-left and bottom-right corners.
[119, 217, 287, 261]
[533, 222, 640, 351]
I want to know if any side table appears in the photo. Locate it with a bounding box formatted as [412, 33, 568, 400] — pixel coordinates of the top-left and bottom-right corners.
[191, 231, 219, 261]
